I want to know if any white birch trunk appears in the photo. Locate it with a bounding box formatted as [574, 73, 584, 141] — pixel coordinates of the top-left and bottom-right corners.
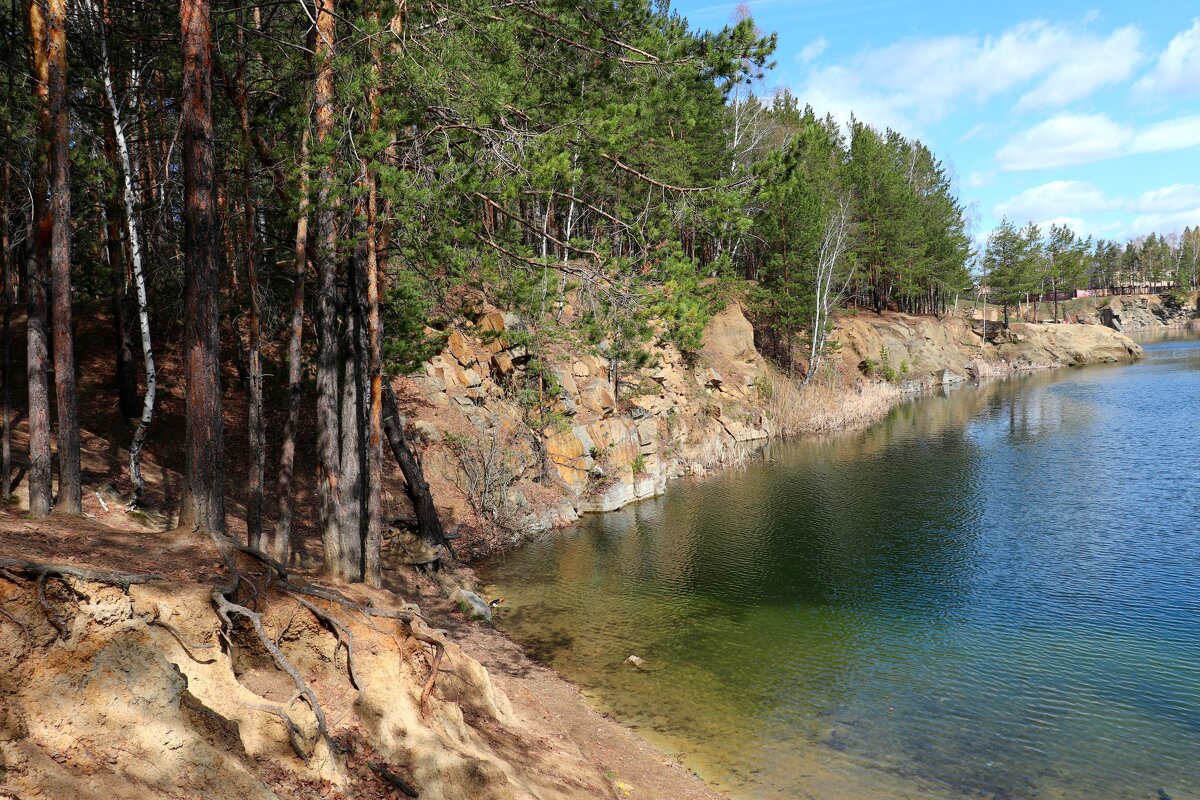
[94, 0, 155, 506]
[805, 194, 853, 386]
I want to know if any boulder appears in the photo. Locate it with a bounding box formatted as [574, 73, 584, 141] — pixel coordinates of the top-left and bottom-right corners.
[543, 428, 593, 490]
[579, 380, 616, 416]
[393, 526, 442, 565]
[636, 418, 658, 447]
[410, 420, 444, 444]
[936, 368, 967, 386]
[450, 588, 493, 622]
[490, 351, 514, 377]
[447, 329, 474, 366]
[701, 304, 759, 363]
[555, 392, 578, 417]
[476, 311, 507, 333]
[552, 368, 579, 399]
[455, 366, 482, 388]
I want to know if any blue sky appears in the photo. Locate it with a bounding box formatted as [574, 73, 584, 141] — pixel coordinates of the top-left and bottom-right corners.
[673, 0, 1200, 247]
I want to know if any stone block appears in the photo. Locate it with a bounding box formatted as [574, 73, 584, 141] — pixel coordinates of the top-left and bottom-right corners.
[477, 311, 507, 333]
[490, 352, 514, 377]
[636, 418, 658, 446]
[447, 329, 474, 366]
[579, 380, 616, 416]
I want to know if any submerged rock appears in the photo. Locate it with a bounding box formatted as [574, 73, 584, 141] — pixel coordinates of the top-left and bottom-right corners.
[451, 588, 494, 621]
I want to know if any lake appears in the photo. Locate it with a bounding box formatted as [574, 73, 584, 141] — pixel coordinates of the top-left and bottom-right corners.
[480, 332, 1200, 800]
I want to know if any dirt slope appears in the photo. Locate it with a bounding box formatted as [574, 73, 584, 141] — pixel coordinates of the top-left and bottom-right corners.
[0, 513, 721, 800]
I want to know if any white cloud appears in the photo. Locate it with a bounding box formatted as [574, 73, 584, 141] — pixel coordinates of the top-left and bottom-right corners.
[995, 113, 1130, 170]
[797, 18, 1143, 131]
[1016, 26, 1141, 110]
[959, 123, 988, 142]
[797, 37, 828, 63]
[994, 180, 1118, 222]
[1130, 209, 1200, 234]
[1134, 18, 1200, 97]
[1130, 115, 1200, 153]
[988, 182, 1200, 239]
[1130, 184, 1200, 213]
[995, 113, 1200, 170]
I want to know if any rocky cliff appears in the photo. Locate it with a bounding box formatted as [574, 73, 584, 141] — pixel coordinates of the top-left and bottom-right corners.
[401, 304, 774, 554]
[1064, 291, 1200, 332]
[393, 305, 1143, 556]
[834, 312, 1144, 391]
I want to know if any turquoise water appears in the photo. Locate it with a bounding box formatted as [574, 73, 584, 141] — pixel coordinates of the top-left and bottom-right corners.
[480, 333, 1200, 800]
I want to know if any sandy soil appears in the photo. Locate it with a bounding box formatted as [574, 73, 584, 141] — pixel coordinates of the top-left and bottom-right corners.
[0, 503, 727, 800]
[416, 574, 725, 800]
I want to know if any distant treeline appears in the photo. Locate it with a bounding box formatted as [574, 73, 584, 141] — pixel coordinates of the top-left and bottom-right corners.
[981, 220, 1200, 323]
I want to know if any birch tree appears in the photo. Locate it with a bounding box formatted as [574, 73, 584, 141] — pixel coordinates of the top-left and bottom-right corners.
[806, 194, 854, 384]
[92, 0, 156, 508]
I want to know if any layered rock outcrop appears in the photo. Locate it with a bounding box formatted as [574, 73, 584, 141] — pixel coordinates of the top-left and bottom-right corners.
[396, 304, 1142, 552]
[834, 313, 1143, 391]
[403, 304, 773, 544]
[1066, 292, 1200, 332]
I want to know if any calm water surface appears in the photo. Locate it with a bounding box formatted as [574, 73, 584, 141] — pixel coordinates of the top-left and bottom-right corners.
[481, 333, 1200, 800]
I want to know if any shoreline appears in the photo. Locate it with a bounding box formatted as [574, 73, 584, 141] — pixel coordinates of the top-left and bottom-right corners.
[464, 338, 1178, 800]
[411, 306, 1149, 562]
[418, 577, 732, 800]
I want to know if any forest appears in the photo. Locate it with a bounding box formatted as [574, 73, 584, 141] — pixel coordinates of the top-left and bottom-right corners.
[0, 0, 1189, 583]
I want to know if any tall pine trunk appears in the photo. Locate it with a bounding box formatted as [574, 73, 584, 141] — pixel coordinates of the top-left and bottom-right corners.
[338, 266, 363, 582]
[362, 32, 384, 587]
[313, 0, 344, 575]
[273, 122, 311, 565]
[1, 70, 12, 501]
[362, 166, 383, 587]
[25, 0, 52, 517]
[236, 46, 264, 551]
[179, 0, 225, 537]
[47, 0, 81, 515]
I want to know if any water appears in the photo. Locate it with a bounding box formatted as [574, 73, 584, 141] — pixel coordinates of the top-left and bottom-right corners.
[480, 333, 1200, 800]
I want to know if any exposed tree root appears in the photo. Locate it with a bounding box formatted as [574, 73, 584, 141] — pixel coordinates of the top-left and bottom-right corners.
[415, 630, 445, 715]
[0, 556, 162, 587]
[37, 572, 68, 638]
[290, 595, 360, 690]
[211, 578, 329, 757]
[224, 539, 289, 580]
[368, 761, 420, 798]
[240, 699, 311, 761]
[150, 606, 217, 664]
[0, 604, 29, 639]
[3, 548, 448, 768]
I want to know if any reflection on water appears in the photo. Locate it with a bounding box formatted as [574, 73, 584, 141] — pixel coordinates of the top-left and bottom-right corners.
[481, 335, 1200, 800]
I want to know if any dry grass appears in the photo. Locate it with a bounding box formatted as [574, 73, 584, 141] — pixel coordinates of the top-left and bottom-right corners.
[685, 433, 760, 475]
[764, 367, 902, 436]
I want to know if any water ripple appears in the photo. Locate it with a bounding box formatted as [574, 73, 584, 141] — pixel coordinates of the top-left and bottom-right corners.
[484, 333, 1200, 800]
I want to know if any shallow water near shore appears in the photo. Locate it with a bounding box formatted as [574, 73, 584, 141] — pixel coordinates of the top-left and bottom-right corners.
[481, 333, 1200, 800]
